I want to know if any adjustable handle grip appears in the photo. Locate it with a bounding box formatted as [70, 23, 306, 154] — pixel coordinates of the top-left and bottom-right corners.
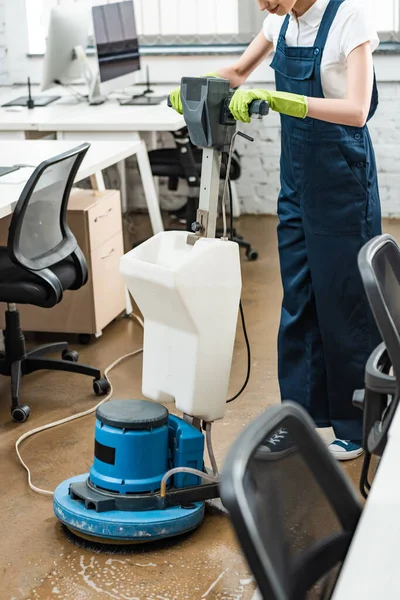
[167, 96, 269, 118]
[249, 100, 269, 117]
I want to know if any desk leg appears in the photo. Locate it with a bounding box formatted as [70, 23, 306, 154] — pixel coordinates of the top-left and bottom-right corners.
[143, 131, 159, 199]
[90, 171, 106, 192]
[136, 140, 164, 234]
[125, 288, 133, 317]
[117, 160, 128, 214]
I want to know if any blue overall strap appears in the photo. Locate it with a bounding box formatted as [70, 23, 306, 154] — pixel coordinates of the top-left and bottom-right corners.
[278, 14, 291, 41]
[314, 0, 344, 52]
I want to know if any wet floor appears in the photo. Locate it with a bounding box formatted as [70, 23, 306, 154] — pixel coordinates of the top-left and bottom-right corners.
[1, 215, 397, 600]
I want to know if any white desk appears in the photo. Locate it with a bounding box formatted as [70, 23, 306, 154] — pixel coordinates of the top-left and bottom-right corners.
[0, 95, 184, 134]
[0, 85, 183, 132]
[332, 405, 400, 599]
[0, 86, 186, 233]
[0, 139, 143, 219]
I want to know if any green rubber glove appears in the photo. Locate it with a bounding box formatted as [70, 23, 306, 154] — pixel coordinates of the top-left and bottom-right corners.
[229, 89, 308, 123]
[169, 86, 183, 114]
[169, 72, 221, 115]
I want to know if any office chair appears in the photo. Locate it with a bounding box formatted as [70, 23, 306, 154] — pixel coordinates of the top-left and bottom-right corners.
[220, 402, 361, 600]
[354, 234, 400, 497]
[149, 128, 258, 260]
[0, 143, 110, 423]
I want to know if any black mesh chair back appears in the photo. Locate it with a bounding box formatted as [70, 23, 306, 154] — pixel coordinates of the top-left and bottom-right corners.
[221, 402, 361, 600]
[8, 143, 90, 272]
[355, 234, 400, 470]
[358, 234, 400, 380]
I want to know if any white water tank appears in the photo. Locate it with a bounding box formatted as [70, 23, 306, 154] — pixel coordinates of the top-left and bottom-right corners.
[120, 231, 242, 422]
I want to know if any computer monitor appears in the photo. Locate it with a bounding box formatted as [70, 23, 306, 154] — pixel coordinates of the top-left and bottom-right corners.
[39, 1, 164, 107]
[41, 6, 91, 93]
[92, 1, 140, 94]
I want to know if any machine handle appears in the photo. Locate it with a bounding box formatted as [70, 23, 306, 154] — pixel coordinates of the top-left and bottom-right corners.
[167, 95, 269, 118]
[249, 100, 269, 117]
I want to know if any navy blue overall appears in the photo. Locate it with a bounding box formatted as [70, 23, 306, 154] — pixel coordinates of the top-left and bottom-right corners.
[270, 0, 381, 440]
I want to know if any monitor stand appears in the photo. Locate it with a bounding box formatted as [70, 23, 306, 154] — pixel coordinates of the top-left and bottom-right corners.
[74, 45, 106, 106]
[118, 66, 166, 106]
[119, 96, 166, 106]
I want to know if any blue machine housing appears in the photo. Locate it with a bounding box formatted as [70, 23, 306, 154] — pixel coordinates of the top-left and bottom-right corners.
[90, 402, 204, 494]
[168, 415, 204, 488]
[53, 400, 207, 543]
[90, 419, 169, 493]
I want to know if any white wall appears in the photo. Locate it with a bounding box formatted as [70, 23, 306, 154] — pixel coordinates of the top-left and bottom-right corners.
[0, 0, 8, 84]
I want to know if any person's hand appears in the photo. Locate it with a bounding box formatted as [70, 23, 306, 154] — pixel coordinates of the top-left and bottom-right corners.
[169, 86, 183, 114]
[169, 73, 221, 115]
[229, 89, 308, 123]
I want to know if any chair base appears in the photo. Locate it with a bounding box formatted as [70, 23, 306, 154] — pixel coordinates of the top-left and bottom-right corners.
[215, 228, 259, 261]
[0, 307, 108, 423]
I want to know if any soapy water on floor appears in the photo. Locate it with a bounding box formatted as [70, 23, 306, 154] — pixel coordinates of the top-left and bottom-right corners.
[20, 517, 256, 600]
[24, 554, 255, 600]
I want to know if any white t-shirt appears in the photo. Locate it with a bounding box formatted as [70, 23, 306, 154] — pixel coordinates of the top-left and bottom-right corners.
[263, 0, 379, 99]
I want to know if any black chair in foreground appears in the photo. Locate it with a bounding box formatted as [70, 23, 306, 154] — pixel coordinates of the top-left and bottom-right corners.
[220, 402, 361, 600]
[355, 233, 400, 497]
[0, 143, 109, 423]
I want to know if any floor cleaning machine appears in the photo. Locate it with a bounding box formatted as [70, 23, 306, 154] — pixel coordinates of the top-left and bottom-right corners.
[53, 77, 269, 544]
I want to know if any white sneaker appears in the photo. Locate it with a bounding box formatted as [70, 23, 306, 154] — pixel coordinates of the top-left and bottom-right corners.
[329, 439, 364, 461]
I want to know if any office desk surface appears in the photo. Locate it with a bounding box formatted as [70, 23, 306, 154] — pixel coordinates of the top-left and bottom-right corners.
[0, 86, 185, 132]
[0, 139, 142, 218]
[332, 404, 400, 599]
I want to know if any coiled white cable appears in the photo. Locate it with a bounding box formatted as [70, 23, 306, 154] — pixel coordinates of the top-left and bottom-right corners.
[15, 314, 144, 498]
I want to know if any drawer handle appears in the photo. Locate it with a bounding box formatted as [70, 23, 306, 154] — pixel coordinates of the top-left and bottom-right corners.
[101, 248, 115, 259]
[94, 208, 113, 222]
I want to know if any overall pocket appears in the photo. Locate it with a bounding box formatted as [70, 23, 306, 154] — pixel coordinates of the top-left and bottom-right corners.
[302, 140, 368, 236]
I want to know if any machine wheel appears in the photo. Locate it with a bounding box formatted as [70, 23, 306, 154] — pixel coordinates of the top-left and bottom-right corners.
[79, 334, 92, 345]
[93, 378, 111, 396]
[246, 249, 259, 261]
[12, 405, 31, 423]
[62, 350, 79, 363]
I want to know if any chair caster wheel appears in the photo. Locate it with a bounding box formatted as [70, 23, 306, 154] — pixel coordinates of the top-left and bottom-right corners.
[12, 405, 30, 423]
[62, 350, 79, 362]
[93, 378, 111, 396]
[79, 334, 92, 345]
[246, 249, 259, 261]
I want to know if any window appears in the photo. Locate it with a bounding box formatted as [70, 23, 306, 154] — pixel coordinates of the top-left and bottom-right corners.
[25, 0, 400, 56]
[372, 0, 400, 41]
[26, 0, 261, 55]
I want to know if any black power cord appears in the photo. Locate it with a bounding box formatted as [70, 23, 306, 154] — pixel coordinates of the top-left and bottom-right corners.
[227, 301, 251, 403]
[223, 153, 252, 404]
